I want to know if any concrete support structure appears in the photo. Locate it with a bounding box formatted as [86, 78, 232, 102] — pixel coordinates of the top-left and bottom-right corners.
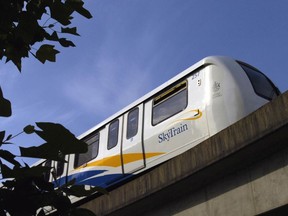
[80, 91, 288, 216]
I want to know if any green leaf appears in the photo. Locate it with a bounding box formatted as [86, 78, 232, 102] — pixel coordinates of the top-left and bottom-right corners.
[11, 59, 22, 72]
[0, 131, 12, 144]
[0, 150, 21, 167]
[46, 31, 59, 41]
[49, 0, 73, 25]
[20, 143, 66, 161]
[2, 180, 16, 189]
[4, 39, 29, 72]
[59, 38, 75, 47]
[61, 27, 80, 36]
[20, 122, 87, 161]
[51, 194, 72, 213]
[23, 125, 35, 134]
[36, 44, 60, 64]
[1, 164, 51, 179]
[15, 12, 45, 45]
[26, 0, 47, 20]
[5, 134, 12, 141]
[0, 131, 5, 144]
[35, 122, 88, 155]
[0, 87, 12, 117]
[34, 176, 54, 192]
[66, 0, 93, 19]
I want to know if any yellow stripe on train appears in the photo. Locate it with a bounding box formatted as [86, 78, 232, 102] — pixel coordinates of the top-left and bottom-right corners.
[76, 152, 164, 169]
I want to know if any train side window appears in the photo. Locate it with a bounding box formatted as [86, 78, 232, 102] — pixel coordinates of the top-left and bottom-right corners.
[238, 62, 278, 100]
[74, 132, 100, 168]
[152, 81, 188, 125]
[127, 108, 139, 139]
[108, 119, 119, 149]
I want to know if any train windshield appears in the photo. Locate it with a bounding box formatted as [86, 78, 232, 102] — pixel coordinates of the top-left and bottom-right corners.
[237, 61, 280, 100]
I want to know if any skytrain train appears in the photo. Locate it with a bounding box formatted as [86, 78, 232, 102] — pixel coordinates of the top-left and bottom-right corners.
[45, 56, 280, 200]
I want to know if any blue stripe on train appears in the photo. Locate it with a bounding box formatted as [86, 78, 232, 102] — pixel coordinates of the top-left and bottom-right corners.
[78, 173, 132, 187]
[54, 170, 107, 187]
[55, 170, 133, 188]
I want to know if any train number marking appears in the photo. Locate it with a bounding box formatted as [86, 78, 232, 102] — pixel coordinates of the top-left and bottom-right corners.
[192, 72, 200, 80]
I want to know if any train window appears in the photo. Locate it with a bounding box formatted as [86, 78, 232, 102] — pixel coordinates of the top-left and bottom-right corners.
[74, 132, 100, 168]
[238, 62, 278, 100]
[127, 108, 139, 139]
[108, 119, 119, 149]
[152, 81, 188, 125]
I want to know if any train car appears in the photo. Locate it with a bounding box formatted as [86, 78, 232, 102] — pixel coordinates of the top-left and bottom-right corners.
[49, 56, 280, 198]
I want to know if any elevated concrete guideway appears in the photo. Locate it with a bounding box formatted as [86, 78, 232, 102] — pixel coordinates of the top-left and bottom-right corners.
[80, 91, 288, 216]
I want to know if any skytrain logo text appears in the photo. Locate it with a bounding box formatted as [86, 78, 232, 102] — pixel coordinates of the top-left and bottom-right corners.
[158, 123, 188, 143]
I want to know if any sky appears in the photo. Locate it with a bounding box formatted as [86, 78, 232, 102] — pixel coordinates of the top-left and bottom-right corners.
[0, 0, 288, 163]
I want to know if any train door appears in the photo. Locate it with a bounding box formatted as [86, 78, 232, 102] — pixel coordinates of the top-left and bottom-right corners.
[121, 104, 145, 174]
[105, 117, 123, 183]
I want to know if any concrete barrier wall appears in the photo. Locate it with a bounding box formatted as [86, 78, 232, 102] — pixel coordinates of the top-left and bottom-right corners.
[108, 142, 288, 216]
[81, 91, 288, 216]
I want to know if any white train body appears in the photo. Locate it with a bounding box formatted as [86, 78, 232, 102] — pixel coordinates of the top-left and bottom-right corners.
[50, 56, 279, 198]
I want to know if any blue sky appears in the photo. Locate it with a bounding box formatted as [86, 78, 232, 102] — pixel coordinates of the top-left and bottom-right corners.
[0, 0, 288, 161]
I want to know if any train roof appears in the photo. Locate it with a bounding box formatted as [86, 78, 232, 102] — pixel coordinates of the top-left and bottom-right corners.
[78, 56, 232, 139]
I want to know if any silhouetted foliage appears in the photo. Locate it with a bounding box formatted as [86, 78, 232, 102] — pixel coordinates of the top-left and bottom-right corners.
[0, 121, 107, 216]
[0, 1, 106, 215]
[0, 0, 92, 71]
[0, 88, 11, 117]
